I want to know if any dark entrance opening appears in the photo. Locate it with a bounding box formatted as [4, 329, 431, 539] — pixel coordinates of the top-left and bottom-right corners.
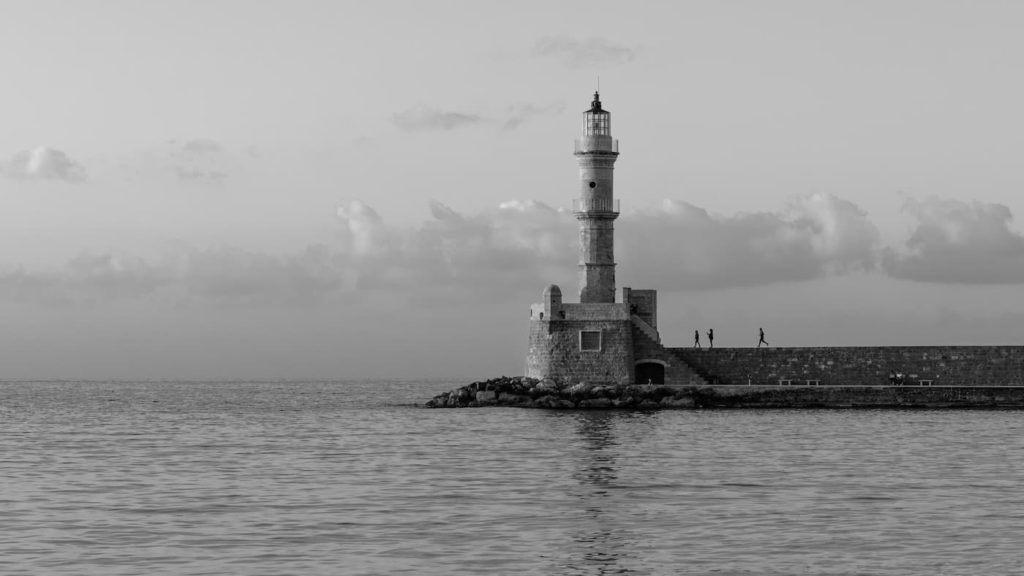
[635, 362, 665, 385]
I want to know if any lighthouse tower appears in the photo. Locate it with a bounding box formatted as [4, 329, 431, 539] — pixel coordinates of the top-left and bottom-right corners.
[574, 92, 620, 303]
[525, 90, 703, 387]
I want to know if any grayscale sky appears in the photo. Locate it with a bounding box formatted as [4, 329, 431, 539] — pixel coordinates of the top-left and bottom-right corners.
[2, 0, 1024, 379]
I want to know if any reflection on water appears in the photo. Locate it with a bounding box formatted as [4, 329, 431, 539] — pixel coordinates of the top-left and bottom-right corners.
[570, 412, 629, 574]
[564, 411, 664, 576]
[4, 382, 1024, 576]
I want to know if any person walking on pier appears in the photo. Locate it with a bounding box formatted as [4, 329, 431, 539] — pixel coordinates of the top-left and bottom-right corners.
[707, 328, 714, 349]
[757, 327, 769, 348]
[693, 329, 701, 349]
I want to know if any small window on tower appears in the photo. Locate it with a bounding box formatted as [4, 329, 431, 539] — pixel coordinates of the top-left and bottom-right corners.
[589, 181, 596, 188]
[580, 330, 602, 351]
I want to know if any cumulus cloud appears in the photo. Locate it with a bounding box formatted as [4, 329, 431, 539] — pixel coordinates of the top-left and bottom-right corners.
[1, 195, 885, 307]
[882, 197, 1024, 283]
[393, 107, 483, 132]
[618, 193, 880, 289]
[0, 147, 86, 182]
[534, 36, 635, 68]
[334, 199, 574, 296]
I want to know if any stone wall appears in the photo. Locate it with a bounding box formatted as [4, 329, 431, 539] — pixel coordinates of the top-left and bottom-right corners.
[623, 288, 657, 328]
[526, 318, 634, 384]
[672, 346, 1024, 387]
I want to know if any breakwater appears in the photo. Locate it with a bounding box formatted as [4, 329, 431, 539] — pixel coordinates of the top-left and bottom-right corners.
[676, 346, 1024, 387]
[425, 377, 1024, 409]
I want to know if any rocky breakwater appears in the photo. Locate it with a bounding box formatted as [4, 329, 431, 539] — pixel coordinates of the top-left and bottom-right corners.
[426, 378, 1024, 409]
[425, 377, 696, 409]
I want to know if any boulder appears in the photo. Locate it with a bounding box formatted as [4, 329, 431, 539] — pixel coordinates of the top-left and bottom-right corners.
[497, 392, 532, 406]
[534, 395, 576, 409]
[578, 397, 612, 409]
[659, 396, 694, 408]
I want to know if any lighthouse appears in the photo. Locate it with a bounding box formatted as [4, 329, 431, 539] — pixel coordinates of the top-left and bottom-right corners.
[527, 90, 694, 386]
[574, 92, 620, 303]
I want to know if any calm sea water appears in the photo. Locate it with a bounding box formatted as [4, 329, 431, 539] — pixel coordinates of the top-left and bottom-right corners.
[3, 380, 1024, 576]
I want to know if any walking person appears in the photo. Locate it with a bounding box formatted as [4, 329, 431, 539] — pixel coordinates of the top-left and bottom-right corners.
[707, 328, 714, 349]
[757, 327, 769, 348]
[693, 329, 701, 349]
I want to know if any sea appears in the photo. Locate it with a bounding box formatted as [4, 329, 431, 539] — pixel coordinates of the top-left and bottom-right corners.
[3, 379, 1023, 576]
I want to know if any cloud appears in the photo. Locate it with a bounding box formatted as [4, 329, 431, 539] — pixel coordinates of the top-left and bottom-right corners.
[334, 199, 574, 297]
[534, 36, 635, 68]
[0, 147, 86, 182]
[0, 193, 889, 308]
[121, 138, 233, 183]
[502, 103, 564, 130]
[181, 138, 223, 155]
[0, 195, 886, 307]
[882, 197, 1024, 283]
[392, 102, 562, 133]
[178, 245, 347, 304]
[618, 193, 880, 289]
[167, 138, 229, 182]
[0, 253, 165, 305]
[393, 107, 483, 132]
[0, 246, 349, 307]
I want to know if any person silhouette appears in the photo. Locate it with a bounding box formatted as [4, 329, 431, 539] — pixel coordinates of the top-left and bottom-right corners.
[693, 329, 701, 349]
[757, 327, 769, 348]
[707, 328, 714, 349]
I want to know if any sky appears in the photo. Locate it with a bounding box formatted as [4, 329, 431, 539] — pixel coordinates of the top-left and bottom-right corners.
[2, 0, 1024, 379]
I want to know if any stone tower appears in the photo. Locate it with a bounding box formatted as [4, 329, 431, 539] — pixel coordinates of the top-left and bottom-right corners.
[574, 92, 620, 303]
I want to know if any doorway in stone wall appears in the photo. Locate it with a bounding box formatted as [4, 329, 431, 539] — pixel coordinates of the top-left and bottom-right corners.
[635, 362, 665, 385]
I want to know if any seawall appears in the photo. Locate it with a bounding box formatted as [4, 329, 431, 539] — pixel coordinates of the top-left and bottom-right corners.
[673, 346, 1024, 387]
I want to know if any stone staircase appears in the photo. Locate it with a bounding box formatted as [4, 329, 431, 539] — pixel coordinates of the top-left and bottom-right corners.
[669, 348, 722, 384]
[630, 318, 707, 386]
[630, 315, 661, 343]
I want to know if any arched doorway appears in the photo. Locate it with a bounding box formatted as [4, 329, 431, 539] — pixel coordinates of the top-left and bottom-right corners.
[635, 361, 665, 385]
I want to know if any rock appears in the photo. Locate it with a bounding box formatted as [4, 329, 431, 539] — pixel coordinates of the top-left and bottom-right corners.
[533, 395, 575, 409]
[475, 390, 496, 405]
[611, 397, 630, 407]
[568, 382, 592, 395]
[659, 396, 694, 408]
[497, 392, 531, 406]
[534, 395, 557, 408]
[578, 397, 612, 409]
[542, 378, 571, 391]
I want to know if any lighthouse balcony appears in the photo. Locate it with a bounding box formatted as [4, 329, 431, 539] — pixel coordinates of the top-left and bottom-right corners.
[573, 198, 619, 215]
[574, 137, 618, 154]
